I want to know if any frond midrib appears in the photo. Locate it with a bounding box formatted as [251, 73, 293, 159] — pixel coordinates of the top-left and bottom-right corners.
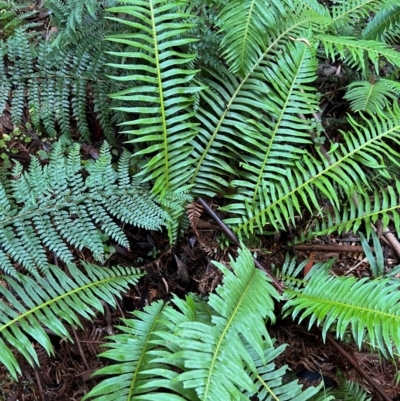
[0, 272, 139, 334]
[251, 44, 310, 203]
[149, 0, 170, 194]
[326, 0, 379, 28]
[236, 119, 400, 232]
[203, 265, 258, 400]
[190, 14, 321, 187]
[128, 304, 165, 398]
[286, 287, 397, 321]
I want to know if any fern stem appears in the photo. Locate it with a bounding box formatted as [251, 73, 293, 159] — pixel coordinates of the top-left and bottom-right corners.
[198, 197, 284, 293]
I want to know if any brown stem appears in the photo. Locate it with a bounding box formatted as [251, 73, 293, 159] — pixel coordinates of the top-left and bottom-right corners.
[197, 197, 284, 293]
[325, 334, 390, 401]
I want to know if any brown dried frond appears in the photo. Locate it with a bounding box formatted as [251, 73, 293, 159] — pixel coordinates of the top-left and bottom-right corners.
[186, 201, 203, 237]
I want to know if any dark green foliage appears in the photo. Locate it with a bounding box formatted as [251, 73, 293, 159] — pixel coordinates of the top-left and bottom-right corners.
[0, 141, 169, 277]
[2, 0, 400, 398]
[0, 0, 126, 141]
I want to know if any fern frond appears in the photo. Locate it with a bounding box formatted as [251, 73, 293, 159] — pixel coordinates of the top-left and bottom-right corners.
[0, 141, 169, 275]
[106, 0, 201, 199]
[0, 263, 143, 379]
[284, 269, 400, 358]
[246, 342, 323, 400]
[218, 0, 285, 76]
[224, 106, 400, 237]
[82, 300, 189, 401]
[190, 11, 325, 197]
[344, 79, 400, 113]
[161, 247, 281, 401]
[326, 0, 392, 32]
[330, 372, 371, 401]
[227, 41, 319, 204]
[302, 182, 400, 241]
[362, 4, 400, 42]
[317, 33, 400, 74]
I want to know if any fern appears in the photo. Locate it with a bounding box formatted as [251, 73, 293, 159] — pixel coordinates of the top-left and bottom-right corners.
[0, 262, 143, 380]
[329, 373, 372, 401]
[344, 79, 400, 113]
[245, 342, 323, 400]
[284, 268, 400, 358]
[105, 0, 202, 198]
[0, 141, 169, 277]
[0, 0, 127, 141]
[223, 107, 400, 237]
[362, 4, 400, 42]
[84, 248, 328, 401]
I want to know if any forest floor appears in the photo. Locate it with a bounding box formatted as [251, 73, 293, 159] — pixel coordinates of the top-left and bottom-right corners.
[1, 2, 400, 398]
[0, 143, 400, 400]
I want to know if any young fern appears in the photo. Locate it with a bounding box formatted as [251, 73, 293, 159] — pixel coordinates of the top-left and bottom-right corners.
[84, 248, 327, 401]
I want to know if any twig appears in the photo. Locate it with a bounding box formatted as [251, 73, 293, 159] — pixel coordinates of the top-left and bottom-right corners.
[382, 227, 400, 260]
[325, 334, 391, 401]
[72, 327, 89, 371]
[197, 198, 284, 293]
[292, 244, 373, 253]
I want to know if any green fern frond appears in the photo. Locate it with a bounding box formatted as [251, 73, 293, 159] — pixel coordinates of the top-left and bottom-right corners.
[162, 247, 280, 401]
[326, 0, 392, 32]
[246, 342, 323, 400]
[190, 11, 325, 198]
[218, 0, 285, 76]
[0, 141, 169, 275]
[82, 300, 189, 401]
[0, 262, 143, 380]
[0, 4, 125, 141]
[227, 41, 319, 204]
[302, 182, 400, 241]
[344, 79, 400, 113]
[362, 4, 400, 42]
[105, 0, 202, 199]
[224, 107, 400, 237]
[85, 247, 281, 401]
[317, 33, 400, 74]
[329, 372, 371, 401]
[284, 268, 400, 358]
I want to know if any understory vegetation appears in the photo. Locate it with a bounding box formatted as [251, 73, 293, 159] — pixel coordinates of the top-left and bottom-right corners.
[1, 0, 400, 399]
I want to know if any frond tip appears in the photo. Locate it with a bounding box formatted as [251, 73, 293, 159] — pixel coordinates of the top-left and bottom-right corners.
[284, 269, 400, 357]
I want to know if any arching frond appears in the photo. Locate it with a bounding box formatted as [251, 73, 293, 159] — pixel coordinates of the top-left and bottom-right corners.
[326, 0, 392, 32]
[82, 300, 192, 401]
[344, 79, 400, 114]
[330, 373, 372, 401]
[0, 263, 143, 379]
[246, 342, 323, 400]
[105, 0, 202, 199]
[223, 108, 400, 237]
[228, 41, 319, 203]
[284, 269, 400, 358]
[168, 248, 280, 401]
[218, 0, 285, 76]
[362, 5, 400, 42]
[82, 248, 281, 401]
[301, 181, 400, 242]
[190, 11, 326, 197]
[317, 34, 400, 74]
